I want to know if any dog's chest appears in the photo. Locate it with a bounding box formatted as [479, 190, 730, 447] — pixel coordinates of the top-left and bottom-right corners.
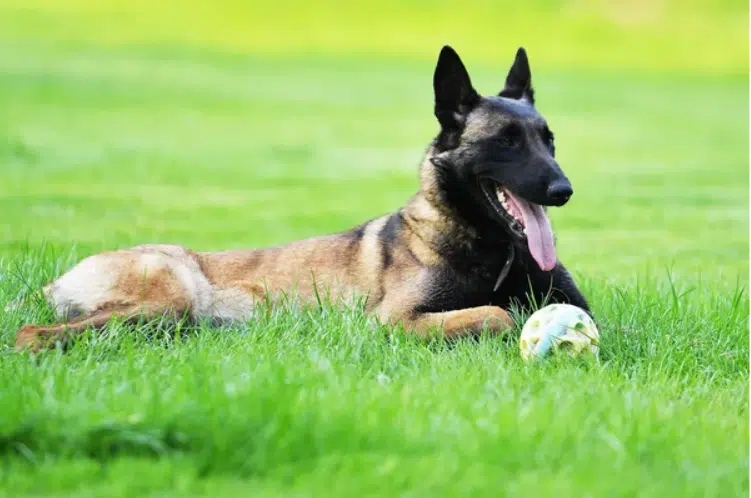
[415, 252, 542, 313]
[415, 261, 503, 313]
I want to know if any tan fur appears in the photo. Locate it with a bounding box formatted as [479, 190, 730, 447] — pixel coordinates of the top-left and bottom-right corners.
[15, 153, 514, 352]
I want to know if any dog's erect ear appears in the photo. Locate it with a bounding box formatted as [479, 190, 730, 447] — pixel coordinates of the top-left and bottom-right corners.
[433, 45, 480, 133]
[499, 47, 534, 104]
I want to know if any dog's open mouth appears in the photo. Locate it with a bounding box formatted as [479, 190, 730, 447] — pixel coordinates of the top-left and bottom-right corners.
[481, 180, 557, 272]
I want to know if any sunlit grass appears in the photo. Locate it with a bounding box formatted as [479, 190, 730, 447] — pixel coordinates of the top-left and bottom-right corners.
[0, 0, 747, 73]
[0, 246, 748, 497]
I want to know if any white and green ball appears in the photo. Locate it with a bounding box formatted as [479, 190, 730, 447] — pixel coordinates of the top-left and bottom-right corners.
[519, 304, 599, 362]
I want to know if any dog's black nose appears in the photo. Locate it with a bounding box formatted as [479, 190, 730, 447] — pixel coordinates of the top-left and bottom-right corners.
[546, 181, 573, 205]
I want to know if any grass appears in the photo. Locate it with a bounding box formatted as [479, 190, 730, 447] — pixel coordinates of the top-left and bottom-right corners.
[0, 253, 747, 497]
[0, 1, 749, 496]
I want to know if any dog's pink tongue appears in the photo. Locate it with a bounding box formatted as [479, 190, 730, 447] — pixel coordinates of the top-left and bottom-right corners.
[507, 192, 557, 271]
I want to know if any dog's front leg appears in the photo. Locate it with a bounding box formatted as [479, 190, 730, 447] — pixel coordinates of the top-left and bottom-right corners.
[400, 306, 514, 339]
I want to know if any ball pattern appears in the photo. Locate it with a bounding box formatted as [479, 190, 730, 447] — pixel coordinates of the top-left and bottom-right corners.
[519, 304, 599, 362]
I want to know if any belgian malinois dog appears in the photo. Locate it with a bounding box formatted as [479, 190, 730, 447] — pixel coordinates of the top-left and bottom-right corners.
[14, 45, 590, 352]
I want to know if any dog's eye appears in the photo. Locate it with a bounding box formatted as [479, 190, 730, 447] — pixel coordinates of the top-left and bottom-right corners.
[498, 135, 516, 147]
[498, 126, 522, 148]
[542, 129, 555, 147]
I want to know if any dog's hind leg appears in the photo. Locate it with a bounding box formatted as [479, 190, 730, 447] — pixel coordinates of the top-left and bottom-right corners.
[14, 302, 190, 353]
[13, 245, 208, 353]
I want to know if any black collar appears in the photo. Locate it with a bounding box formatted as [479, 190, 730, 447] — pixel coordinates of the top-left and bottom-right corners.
[493, 243, 515, 292]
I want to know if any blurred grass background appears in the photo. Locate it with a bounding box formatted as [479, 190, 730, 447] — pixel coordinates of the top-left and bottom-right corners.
[0, 0, 747, 73]
[0, 0, 747, 284]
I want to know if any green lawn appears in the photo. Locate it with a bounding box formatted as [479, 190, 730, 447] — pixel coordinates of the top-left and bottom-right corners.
[0, 1, 748, 496]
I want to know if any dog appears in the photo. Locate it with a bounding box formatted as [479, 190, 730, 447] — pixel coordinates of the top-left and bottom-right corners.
[14, 45, 590, 352]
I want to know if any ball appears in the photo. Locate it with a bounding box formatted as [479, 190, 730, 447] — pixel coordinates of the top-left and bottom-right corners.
[519, 304, 599, 362]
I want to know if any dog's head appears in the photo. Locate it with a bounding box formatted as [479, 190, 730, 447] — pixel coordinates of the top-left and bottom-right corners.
[427, 45, 572, 272]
